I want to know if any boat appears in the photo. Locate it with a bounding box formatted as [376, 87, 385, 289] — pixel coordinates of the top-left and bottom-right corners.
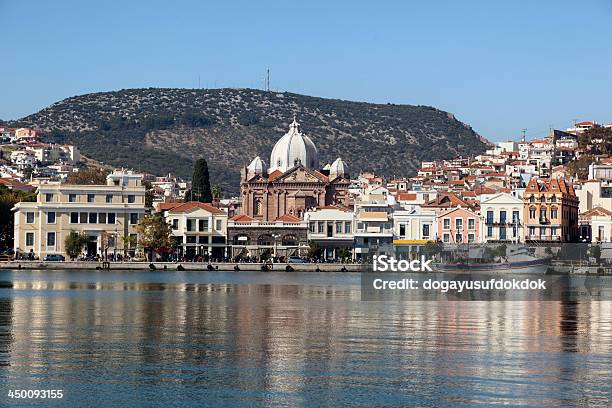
[435, 247, 551, 274]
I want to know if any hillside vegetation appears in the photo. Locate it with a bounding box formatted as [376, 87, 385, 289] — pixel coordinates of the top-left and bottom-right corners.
[15, 88, 490, 195]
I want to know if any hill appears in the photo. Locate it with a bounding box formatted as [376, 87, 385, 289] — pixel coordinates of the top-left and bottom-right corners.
[14, 88, 490, 195]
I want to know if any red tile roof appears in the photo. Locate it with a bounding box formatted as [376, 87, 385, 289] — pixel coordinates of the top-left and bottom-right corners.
[268, 170, 283, 181]
[275, 214, 302, 222]
[230, 214, 255, 222]
[167, 201, 225, 214]
[397, 193, 417, 201]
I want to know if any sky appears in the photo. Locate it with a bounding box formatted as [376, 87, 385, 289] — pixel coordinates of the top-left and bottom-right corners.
[1, 0, 611, 141]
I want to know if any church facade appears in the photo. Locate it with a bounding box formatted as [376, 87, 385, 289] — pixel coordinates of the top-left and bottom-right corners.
[239, 118, 351, 221]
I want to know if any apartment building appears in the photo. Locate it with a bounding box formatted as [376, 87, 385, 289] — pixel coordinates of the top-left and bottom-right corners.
[523, 178, 579, 242]
[437, 207, 480, 245]
[392, 208, 437, 259]
[13, 170, 147, 259]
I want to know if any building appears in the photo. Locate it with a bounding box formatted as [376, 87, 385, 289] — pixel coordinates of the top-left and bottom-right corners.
[523, 178, 579, 242]
[579, 207, 612, 243]
[226, 214, 308, 260]
[437, 207, 480, 245]
[354, 201, 394, 260]
[392, 207, 437, 259]
[13, 170, 147, 259]
[304, 206, 355, 260]
[239, 118, 350, 220]
[480, 192, 524, 242]
[159, 201, 228, 260]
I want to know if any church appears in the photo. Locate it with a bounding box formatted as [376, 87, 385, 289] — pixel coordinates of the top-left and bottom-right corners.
[239, 118, 351, 220]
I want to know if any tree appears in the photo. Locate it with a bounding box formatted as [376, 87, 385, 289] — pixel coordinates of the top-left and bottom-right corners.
[424, 241, 444, 258]
[212, 184, 224, 200]
[590, 244, 602, 264]
[67, 167, 109, 185]
[579, 127, 612, 155]
[307, 241, 322, 260]
[0, 186, 36, 250]
[136, 214, 172, 261]
[64, 231, 89, 260]
[566, 155, 595, 180]
[336, 247, 351, 261]
[191, 158, 212, 202]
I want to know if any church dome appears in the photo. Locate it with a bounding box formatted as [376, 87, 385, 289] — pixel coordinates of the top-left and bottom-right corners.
[329, 157, 348, 180]
[269, 118, 318, 173]
[247, 156, 265, 174]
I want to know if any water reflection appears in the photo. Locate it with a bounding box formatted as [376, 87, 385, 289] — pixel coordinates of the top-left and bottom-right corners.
[0, 270, 610, 407]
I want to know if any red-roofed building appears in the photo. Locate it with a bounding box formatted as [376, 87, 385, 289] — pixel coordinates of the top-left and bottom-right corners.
[163, 201, 228, 260]
[523, 178, 579, 242]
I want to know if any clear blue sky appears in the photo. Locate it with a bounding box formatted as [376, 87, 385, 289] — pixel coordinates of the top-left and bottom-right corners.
[1, 0, 611, 141]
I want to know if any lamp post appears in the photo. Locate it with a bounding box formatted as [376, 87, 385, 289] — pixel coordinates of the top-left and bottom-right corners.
[272, 233, 280, 262]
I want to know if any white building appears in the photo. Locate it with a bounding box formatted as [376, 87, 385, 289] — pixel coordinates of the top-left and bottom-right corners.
[305, 206, 355, 260]
[480, 192, 524, 242]
[392, 207, 437, 259]
[160, 202, 228, 260]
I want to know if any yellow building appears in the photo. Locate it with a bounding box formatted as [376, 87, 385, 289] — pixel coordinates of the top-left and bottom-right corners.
[13, 170, 147, 259]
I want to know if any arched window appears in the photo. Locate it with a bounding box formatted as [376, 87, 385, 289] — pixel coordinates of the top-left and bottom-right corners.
[282, 234, 298, 246]
[529, 195, 535, 202]
[550, 206, 558, 219]
[529, 207, 536, 219]
[540, 196, 546, 203]
[550, 195, 557, 203]
[255, 199, 262, 215]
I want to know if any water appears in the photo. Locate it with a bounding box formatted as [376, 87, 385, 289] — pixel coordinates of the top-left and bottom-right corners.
[0, 269, 611, 407]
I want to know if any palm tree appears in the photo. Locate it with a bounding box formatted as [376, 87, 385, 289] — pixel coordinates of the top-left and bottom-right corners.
[212, 185, 224, 200]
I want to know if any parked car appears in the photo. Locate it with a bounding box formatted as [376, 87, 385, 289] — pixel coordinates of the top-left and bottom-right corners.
[287, 256, 306, 264]
[44, 254, 65, 262]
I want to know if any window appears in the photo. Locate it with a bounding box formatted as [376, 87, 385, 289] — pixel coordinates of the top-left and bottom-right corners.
[540, 208, 547, 220]
[87, 193, 95, 203]
[468, 219, 475, 230]
[128, 195, 135, 203]
[540, 227, 546, 237]
[88, 212, 97, 224]
[529, 207, 536, 219]
[216, 219, 222, 231]
[422, 224, 430, 238]
[47, 232, 56, 247]
[529, 226, 536, 236]
[186, 236, 197, 244]
[309, 222, 315, 233]
[550, 195, 557, 203]
[130, 213, 138, 225]
[486, 210, 494, 224]
[443, 233, 450, 243]
[455, 219, 463, 230]
[499, 211, 506, 224]
[551, 207, 558, 219]
[199, 219, 208, 232]
[26, 232, 34, 246]
[255, 200, 262, 215]
[345, 222, 351, 234]
[70, 212, 78, 223]
[187, 219, 194, 231]
[318, 222, 324, 233]
[455, 233, 463, 243]
[106, 194, 113, 203]
[47, 212, 56, 224]
[172, 219, 178, 230]
[198, 236, 208, 244]
[80, 212, 87, 223]
[468, 233, 475, 243]
[26, 212, 34, 224]
[399, 223, 406, 237]
[443, 219, 450, 230]
[108, 213, 116, 224]
[550, 227, 557, 237]
[529, 195, 535, 202]
[69, 193, 76, 203]
[540, 196, 546, 203]
[99, 213, 107, 224]
[512, 211, 520, 224]
[487, 226, 493, 237]
[45, 193, 53, 202]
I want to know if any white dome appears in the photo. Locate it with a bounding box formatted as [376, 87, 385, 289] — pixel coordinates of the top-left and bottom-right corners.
[323, 163, 331, 170]
[247, 156, 265, 174]
[329, 157, 348, 180]
[269, 118, 318, 173]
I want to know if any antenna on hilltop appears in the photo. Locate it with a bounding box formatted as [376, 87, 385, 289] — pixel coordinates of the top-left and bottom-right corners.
[266, 68, 270, 92]
[521, 128, 527, 143]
